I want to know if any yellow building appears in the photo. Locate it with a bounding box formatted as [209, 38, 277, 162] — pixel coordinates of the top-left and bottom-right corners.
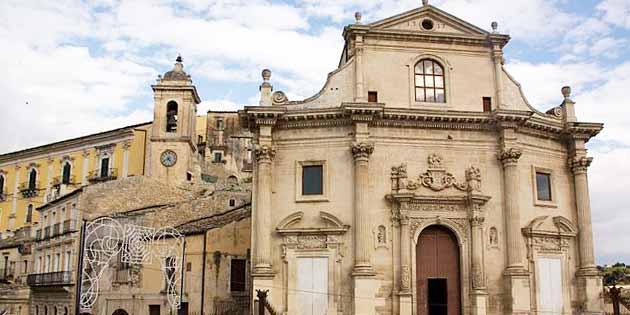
[0, 124, 150, 234]
[0, 58, 254, 315]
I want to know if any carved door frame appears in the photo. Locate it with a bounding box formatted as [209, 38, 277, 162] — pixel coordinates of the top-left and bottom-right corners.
[410, 217, 471, 315]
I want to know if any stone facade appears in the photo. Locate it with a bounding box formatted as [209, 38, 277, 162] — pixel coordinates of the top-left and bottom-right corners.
[241, 3, 604, 315]
[0, 59, 254, 314]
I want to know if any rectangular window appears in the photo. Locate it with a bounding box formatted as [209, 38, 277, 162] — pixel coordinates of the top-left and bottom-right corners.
[230, 258, 247, 292]
[368, 91, 378, 103]
[149, 305, 160, 315]
[302, 165, 323, 195]
[214, 152, 223, 163]
[483, 97, 492, 112]
[186, 262, 192, 272]
[536, 172, 552, 201]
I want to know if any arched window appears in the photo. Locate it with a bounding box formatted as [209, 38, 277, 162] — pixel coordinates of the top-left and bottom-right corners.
[28, 168, 38, 190]
[26, 204, 33, 223]
[166, 101, 178, 133]
[62, 162, 71, 184]
[414, 59, 445, 103]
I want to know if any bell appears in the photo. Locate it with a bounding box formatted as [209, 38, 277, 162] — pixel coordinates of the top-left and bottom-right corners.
[167, 115, 177, 125]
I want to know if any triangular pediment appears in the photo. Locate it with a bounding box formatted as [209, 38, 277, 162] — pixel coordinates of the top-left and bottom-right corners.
[369, 5, 488, 36]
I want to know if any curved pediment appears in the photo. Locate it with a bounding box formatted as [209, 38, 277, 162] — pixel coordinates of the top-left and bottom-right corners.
[523, 215, 577, 237]
[276, 211, 349, 235]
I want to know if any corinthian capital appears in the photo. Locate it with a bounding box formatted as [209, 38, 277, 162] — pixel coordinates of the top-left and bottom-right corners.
[497, 148, 522, 165]
[254, 145, 276, 163]
[351, 142, 374, 161]
[570, 156, 592, 174]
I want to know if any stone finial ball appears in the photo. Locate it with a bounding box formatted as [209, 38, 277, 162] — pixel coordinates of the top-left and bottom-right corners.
[491, 21, 498, 31]
[561, 86, 571, 98]
[355, 11, 362, 22]
[262, 69, 271, 81]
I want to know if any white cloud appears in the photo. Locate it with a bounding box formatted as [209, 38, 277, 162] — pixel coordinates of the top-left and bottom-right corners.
[597, 0, 630, 29]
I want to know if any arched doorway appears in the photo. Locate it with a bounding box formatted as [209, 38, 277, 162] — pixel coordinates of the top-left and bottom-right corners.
[416, 225, 461, 315]
[112, 310, 129, 315]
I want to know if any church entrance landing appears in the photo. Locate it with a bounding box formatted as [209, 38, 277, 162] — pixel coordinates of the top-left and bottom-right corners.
[416, 225, 461, 315]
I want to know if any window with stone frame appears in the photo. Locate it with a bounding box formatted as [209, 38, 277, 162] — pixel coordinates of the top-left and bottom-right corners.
[302, 165, 323, 195]
[532, 166, 557, 207]
[536, 172, 552, 201]
[414, 59, 446, 103]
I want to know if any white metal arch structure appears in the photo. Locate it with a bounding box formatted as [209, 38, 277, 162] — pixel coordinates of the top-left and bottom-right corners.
[79, 217, 185, 312]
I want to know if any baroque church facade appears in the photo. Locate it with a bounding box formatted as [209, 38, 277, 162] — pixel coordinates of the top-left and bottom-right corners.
[0, 2, 606, 315]
[241, 3, 604, 315]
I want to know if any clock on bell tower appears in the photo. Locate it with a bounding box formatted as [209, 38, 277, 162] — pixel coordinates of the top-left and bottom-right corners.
[148, 56, 201, 185]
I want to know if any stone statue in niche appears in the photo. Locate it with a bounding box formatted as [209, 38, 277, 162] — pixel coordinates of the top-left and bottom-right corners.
[489, 227, 499, 248]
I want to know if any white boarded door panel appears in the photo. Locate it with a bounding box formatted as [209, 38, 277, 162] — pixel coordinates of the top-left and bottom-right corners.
[296, 257, 329, 315]
[297, 258, 314, 315]
[312, 257, 329, 315]
[537, 257, 563, 315]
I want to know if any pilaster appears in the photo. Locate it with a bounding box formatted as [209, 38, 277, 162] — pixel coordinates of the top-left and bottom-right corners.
[498, 144, 531, 315]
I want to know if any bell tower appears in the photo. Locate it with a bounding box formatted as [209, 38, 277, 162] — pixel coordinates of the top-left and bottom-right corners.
[149, 56, 201, 185]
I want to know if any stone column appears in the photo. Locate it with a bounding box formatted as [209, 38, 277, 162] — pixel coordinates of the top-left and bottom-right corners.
[498, 148, 525, 271]
[398, 209, 412, 315]
[498, 147, 531, 315]
[351, 142, 378, 315]
[571, 156, 596, 271]
[253, 144, 275, 275]
[351, 142, 374, 275]
[571, 155, 604, 314]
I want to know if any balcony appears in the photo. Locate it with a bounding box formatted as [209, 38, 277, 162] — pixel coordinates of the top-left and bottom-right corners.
[0, 268, 15, 283]
[52, 175, 77, 186]
[18, 182, 40, 198]
[63, 220, 76, 233]
[52, 223, 60, 237]
[27, 271, 73, 286]
[87, 168, 118, 183]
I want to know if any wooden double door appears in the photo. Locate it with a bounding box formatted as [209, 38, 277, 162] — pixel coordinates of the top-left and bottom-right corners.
[416, 225, 461, 315]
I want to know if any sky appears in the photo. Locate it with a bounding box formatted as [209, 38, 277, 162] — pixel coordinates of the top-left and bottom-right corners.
[1, 0, 629, 265]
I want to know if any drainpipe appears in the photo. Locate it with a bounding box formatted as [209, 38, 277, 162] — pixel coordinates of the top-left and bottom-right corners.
[200, 232, 207, 315]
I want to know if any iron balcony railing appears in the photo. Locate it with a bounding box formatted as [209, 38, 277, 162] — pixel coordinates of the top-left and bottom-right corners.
[87, 168, 118, 183]
[0, 267, 15, 282]
[63, 219, 76, 233]
[27, 271, 73, 286]
[52, 175, 77, 186]
[18, 181, 40, 198]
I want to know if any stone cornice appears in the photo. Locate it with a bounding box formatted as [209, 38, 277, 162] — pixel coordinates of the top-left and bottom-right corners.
[239, 105, 602, 142]
[0, 123, 146, 166]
